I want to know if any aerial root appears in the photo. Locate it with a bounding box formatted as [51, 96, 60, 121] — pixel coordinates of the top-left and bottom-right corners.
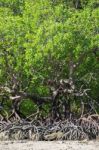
[0, 114, 99, 141]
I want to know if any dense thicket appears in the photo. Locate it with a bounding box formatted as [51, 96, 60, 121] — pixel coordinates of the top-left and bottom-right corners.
[0, 0, 99, 122]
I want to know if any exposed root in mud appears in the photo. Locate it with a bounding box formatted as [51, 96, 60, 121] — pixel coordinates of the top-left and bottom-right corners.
[0, 114, 99, 141]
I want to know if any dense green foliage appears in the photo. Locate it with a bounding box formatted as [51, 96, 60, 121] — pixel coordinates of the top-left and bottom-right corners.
[0, 0, 99, 120]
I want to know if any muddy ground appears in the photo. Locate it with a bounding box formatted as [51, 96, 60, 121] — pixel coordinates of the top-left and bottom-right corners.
[0, 140, 99, 150]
